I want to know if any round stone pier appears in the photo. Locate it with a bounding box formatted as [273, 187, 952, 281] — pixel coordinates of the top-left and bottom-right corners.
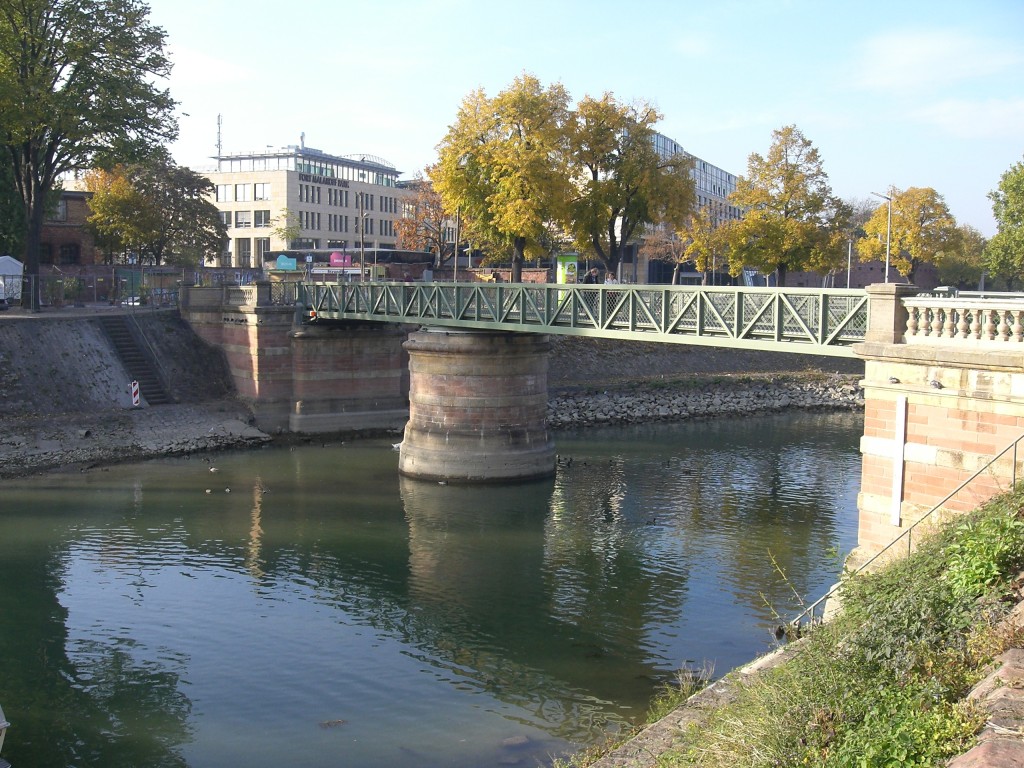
[398, 327, 555, 482]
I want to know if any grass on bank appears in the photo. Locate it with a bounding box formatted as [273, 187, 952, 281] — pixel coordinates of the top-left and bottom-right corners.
[561, 486, 1024, 768]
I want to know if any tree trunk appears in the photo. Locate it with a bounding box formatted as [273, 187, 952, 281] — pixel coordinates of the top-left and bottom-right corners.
[20, 182, 47, 311]
[511, 236, 526, 282]
[776, 263, 787, 288]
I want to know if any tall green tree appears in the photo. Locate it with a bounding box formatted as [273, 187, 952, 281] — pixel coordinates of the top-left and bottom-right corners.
[935, 224, 985, 290]
[0, 156, 24, 258]
[983, 156, 1024, 289]
[0, 0, 177, 308]
[857, 186, 959, 283]
[564, 94, 695, 276]
[434, 73, 572, 282]
[723, 125, 847, 286]
[130, 157, 225, 266]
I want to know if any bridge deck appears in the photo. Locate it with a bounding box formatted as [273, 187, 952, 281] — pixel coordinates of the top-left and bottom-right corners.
[298, 282, 868, 357]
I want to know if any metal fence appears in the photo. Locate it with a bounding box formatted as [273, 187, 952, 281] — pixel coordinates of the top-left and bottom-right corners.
[0, 272, 181, 309]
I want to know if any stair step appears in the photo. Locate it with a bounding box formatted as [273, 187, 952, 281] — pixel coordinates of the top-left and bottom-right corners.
[98, 315, 171, 405]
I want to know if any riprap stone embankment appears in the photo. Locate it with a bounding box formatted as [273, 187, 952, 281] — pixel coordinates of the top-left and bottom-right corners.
[548, 375, 863, 429]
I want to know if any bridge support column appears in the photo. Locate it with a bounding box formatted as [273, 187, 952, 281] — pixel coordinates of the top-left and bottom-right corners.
[398, 328, 555, 482]
[290, 322, 408, 433]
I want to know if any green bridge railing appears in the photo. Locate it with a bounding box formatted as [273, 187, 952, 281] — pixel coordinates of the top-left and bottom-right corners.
[297, 281, 869, 357]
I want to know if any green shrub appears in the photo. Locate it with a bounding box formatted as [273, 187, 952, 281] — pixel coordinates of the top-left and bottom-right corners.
[944, 510, 1024, 599]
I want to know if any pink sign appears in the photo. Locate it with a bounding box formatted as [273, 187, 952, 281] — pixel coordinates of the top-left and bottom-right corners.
[329, 252, 352, 267]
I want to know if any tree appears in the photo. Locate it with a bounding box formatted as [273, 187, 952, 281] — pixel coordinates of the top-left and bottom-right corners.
[0, 0, 177, 309]
[856, 186, 959, 283]
[435, 73, 572, 282]
[85, 157, 225, 266]
[983, 156, 1024, 289]
[935, 224, 985, 290]
[675, 202, 729, 285]
[270, 209, 300, 251]
[128, 157, 225, 266]
[394, 171, 451, 268]
[564, 94, 695, 276]
[83, 165, 149, 263]
[0, 156, 24, 258]
[722, 125, 847, 286]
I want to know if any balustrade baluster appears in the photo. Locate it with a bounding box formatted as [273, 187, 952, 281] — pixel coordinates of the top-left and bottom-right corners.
[999, 310, 1011, 341]
[985, 308, 998, 340]
[943, 306, 957, 338]
[956, 307, 970, 338]
[1014, 310, 1024, 342]
[970, 309, 982, 339]
[906, 306, 920, 338]
[930, 307, 944, 337]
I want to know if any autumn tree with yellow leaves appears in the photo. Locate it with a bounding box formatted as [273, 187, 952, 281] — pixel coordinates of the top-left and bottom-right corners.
[434, 74, 572, 282]
[722, 125, 848, 286]
[856, 186, 959, 282]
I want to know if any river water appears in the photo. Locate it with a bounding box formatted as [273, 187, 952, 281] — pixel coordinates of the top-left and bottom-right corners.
[0, 410, 862, 768]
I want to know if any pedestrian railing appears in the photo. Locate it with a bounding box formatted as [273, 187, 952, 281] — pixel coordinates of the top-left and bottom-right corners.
[790, 431, 1024, 632]
[298, 281, 869, 357]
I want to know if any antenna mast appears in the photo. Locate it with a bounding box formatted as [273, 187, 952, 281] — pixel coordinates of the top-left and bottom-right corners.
[216, 114, 222, 157]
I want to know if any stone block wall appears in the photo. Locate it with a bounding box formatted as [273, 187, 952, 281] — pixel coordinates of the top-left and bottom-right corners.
[855, 342, 1024, 559]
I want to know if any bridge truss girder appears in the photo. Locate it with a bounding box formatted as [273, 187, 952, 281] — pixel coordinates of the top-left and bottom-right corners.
[298, 282, 868, 358]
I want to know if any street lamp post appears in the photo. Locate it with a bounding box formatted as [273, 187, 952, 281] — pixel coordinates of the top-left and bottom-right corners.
[453, 207, 460, 283]
[870, 190, 892, 283]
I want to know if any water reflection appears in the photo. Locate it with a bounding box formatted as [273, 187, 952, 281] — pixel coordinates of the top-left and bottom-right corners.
[0, 411, 861, 768]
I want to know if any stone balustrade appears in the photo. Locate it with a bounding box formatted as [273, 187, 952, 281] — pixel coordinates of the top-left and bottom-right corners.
[904, 295, 1024, 345]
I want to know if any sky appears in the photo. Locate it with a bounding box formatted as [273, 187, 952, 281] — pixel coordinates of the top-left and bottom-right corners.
[147, 0, 1024, 238]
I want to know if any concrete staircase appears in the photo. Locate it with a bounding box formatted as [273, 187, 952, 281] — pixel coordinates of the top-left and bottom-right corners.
[97, 314, 171, 406]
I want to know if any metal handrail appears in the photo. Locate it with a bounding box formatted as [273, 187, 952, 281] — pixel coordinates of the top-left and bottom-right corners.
[791, 432, 1024, 631]
[298, 281, 869, 357]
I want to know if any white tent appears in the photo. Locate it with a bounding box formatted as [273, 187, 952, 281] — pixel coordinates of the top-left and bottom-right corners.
[0, 255, 22, 300]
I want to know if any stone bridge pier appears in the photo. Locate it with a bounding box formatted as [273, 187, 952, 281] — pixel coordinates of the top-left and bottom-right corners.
[397, 327, 555, 482]
[852, 283, 1024, 564]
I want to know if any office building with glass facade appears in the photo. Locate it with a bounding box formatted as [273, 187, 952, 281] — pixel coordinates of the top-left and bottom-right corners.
[203, 142, 408, 267]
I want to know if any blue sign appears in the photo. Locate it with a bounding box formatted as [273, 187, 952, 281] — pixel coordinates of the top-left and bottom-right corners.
[275, 255, 298, 271]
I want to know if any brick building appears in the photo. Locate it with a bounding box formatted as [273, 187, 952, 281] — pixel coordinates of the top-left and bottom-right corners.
[39, 190, 98, 265]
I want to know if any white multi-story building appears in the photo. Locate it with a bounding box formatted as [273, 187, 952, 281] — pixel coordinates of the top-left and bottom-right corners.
[203, 141, 409, 267]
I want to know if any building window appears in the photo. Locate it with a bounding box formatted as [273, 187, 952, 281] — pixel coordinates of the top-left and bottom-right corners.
[49, 199, 68, 221]
[218, 211, 231, 228]
[235, 238, 252, 267]
[234, 211, 252, 228]
[59, 243, 80, 264]
[255, 238, 271, 262]
[235, 184, 251, 202]
[254, 210, 271, 228]
[254, 183, 270, 201]
[216, 185, 232, 202]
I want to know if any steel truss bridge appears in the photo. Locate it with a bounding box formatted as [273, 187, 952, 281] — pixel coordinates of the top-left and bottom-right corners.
[297, 281, 869, 358]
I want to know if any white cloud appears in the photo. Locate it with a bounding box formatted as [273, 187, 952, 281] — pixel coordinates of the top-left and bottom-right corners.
[911, 97, 1024, 139]
[853, 29, 1022, 93]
